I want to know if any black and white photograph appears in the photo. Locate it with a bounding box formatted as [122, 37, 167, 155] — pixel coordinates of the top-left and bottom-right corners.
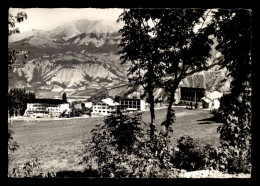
[8, 8, 252, 179]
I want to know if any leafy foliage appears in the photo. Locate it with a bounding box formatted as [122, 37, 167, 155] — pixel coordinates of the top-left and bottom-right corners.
[70, 107, 91, 117]
[206, 9, 252, 172]
[8, 12, 27, 36]
[8, 158, 57, 178]
[8, 128, 19, 154]
[118, 9, 215, 135]
[156, 9, 214, 132]
[8, 88, 35, 117]
[8, 12, 29, 69]
[172, 136, 206, 171]
[80, 111, 181, 178]
[118, 9, 168, 136]
[171, 135, 251, 173]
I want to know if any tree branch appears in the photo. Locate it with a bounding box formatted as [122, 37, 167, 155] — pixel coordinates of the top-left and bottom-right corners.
[183, 55, 224, 78]
[195, 9, 213, 35]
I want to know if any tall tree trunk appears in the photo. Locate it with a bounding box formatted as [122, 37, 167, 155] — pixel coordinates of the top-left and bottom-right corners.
[163, 82, 180, 135]
[148, 89, 155, 138]
[147, 63, 156, 139]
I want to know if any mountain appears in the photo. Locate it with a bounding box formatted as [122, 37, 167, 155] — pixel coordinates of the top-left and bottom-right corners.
[8, 19, 231, 102]
[8, 19, 129, 99]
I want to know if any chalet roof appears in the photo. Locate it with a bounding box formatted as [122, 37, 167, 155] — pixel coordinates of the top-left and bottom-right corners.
[206, 91, 223, 100]
[101, 98, 120, 107]
[202, 97, 212, 103]
[118, 97, 142, 100]
[26, 99, 68, 104]
[202, 91, 223, 103]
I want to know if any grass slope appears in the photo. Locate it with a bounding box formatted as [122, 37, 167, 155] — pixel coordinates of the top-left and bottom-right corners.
[9, 107, 222, 174]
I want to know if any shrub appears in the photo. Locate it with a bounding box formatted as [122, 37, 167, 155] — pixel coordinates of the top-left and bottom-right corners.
[216, 91, 251, 173]
[8, 158, 57, 178]
[212, 145, 251, 173]
[8, 128, 19, 155]
[171, 136, 206, 171]
[8, 158, 40, 177]
[79, 111, 179, 178]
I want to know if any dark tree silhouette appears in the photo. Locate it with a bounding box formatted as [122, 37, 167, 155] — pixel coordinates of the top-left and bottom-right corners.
[62, 92, 68, 102]
[8, 12, 29, 162]
[8, 88, 35, 117]
[118, 9, 218, 136]
[118, 9, 166, 138]
[209, 10, 252, 152]
[154, 9, 213, 135]
[8, 12, 28, 69]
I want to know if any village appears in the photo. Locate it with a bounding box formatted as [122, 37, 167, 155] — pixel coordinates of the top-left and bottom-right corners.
[12, 87, 224, 120]
[8, 8, 251, 179]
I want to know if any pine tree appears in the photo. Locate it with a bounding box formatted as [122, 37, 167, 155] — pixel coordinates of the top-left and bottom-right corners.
[62, 93, 68, 102]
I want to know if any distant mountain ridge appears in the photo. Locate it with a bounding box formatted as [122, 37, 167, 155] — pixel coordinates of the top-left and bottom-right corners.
[8, 19, 128, 98]
[8, 18, 231, 101]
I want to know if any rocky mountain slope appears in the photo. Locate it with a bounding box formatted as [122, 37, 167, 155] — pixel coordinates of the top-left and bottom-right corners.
[8, 19, 231, 101]
[8, 19, 129, 98]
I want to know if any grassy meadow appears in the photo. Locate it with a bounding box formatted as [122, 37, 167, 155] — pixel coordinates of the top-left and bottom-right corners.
[9, 107, 222, 175]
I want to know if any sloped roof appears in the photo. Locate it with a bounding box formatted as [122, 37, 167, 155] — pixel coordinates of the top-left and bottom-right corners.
[202, 97, 212, 103]
[206, 91, 223, 100]
[101, 98, 119, 106]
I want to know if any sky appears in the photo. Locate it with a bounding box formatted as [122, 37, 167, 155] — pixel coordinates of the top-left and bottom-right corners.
[9, 8, 124, 33]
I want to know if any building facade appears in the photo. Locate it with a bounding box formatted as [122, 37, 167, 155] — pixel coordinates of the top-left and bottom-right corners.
[92, 98, 119, 115]
[119, 98, 145, 111]
[24, 99, 69, 117]
[180, 87, 205, 107]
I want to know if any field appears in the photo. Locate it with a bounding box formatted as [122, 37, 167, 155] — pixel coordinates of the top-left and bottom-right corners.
[9, 107, 222, 175]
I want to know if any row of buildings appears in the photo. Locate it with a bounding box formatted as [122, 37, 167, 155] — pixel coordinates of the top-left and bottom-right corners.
[24, 87, 222, 118]
[24, 95, 146, 118]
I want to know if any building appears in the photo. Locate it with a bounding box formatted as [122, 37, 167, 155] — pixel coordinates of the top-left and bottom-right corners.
[180, 87, 205, 108]
[119, 98, 146, 112]
[84, 102, 92, 108]
[24, 99, 69, 117]
[92, 98, 119, 116]
[202, 91, 223, 110]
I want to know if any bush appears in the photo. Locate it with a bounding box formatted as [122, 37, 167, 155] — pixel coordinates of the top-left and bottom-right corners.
[8, 158, 41, 177]
[171, 136, 206, 171]
[213, 145, 251, 173]
[8, 128, 19, 155]
[171, 135, 251, 174]
[8, 157, 58, 178]
[216, 91, 251, 173]
[79, 111, 179, 178]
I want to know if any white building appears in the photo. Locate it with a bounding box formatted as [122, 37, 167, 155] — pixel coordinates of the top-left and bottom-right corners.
[119, 98, 146, 111]
[202, 91, 223, 111]
[92, 98, 119, 116]
[84, 102, 93, 108]
[24, 99, 70, 117]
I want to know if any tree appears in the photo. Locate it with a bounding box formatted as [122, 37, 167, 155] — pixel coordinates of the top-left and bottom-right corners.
[117, 9, 165, 138]
[118, 9, 221, 136]
[8, 88, 35, 117]
[8, 12, 28, 69]
[208, 9, 252, 160]
[8, 11, 29, 169]
[62, 92, 67, 102]
[155, 9, 214, 135]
